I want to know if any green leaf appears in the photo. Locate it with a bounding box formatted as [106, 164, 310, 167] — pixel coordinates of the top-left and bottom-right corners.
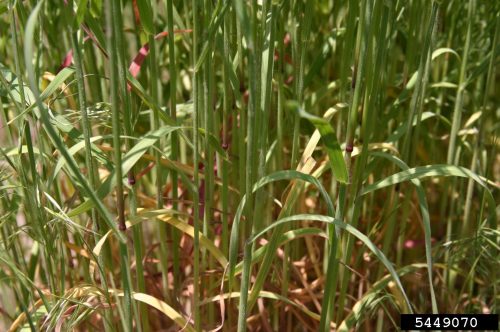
[126, 73, 176, 126]
[228, 169, 335, 295]
[338, 264, 427, 331]
[68, 126, 182, 217]
[83, 12, 107, 48]
[202, 290, 322, 322]
[289, 101, 348, 183]
[52, 135, 112, 181]
[130, 210, 228, 267]
[248, 213, 413, 313]
[194, 2, 230, 72]
[387, 111, 450, 143]
[40, 67, 76, 102]
[136, 0, 155, 35]
[24, 0, 125, 242]
[198, 128, 228, 158]
[232, 228, 326, 277]
[0, 3, 8, 15]
[6, 67, 75, 125]
[430, 82, 458, 89]
[370, 152, 438, 313]
[0, 63, 36, 107]
[361, 164, 497, 228]
[76, 0, 89, 25]
[90, 0, 102, 17]
[431, 47, 460, 61]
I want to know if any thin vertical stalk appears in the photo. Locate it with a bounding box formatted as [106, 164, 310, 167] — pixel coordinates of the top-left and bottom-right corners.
[113, 1, 144, 329]
[15, 1, 56, 297]
[221, 5, 233, 258]
[443, 0, 474, 293]
[107, 0, 132, 330]
[71, 30, 113, 331]
[235, 11, 247, 212]
[446, 0, 474, 166]
[337, 0, 394, 325]
[287, 1, 313, 326]
[166, 0, 181, 293]
[401, 3, 438, 162]
[202, 0, 216, 323]
[243, 0, 257, 243]
[23, 3, 131, 331]
[275, 5, 286, 173]
[25, 0, 126, 244]
[231, 0, 259, 328]
[254, 3, 276, 247]
[192, 0, 202, 329]
[8, 4, 37, 308]
[107, 0, 126, 232]
[149, 32, 172, 302]
[320, 0, 370, 330]
[84, 40, 104, 102]
[462, 14, 498, 235]
[396, 0, 437, 278]
[432, 5, 456, 159]
[70, 31, 100, 232]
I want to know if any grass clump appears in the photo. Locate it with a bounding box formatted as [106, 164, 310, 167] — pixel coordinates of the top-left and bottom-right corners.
[0, 0, 498, 331]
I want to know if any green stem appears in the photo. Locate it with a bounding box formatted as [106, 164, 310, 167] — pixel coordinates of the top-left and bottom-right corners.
[71, 29, 114, 331]
[443, 0, 474, 294]
[166, 0, 181, 294]
[107, 0, 132, 330]
[192, 0, 202, 329]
